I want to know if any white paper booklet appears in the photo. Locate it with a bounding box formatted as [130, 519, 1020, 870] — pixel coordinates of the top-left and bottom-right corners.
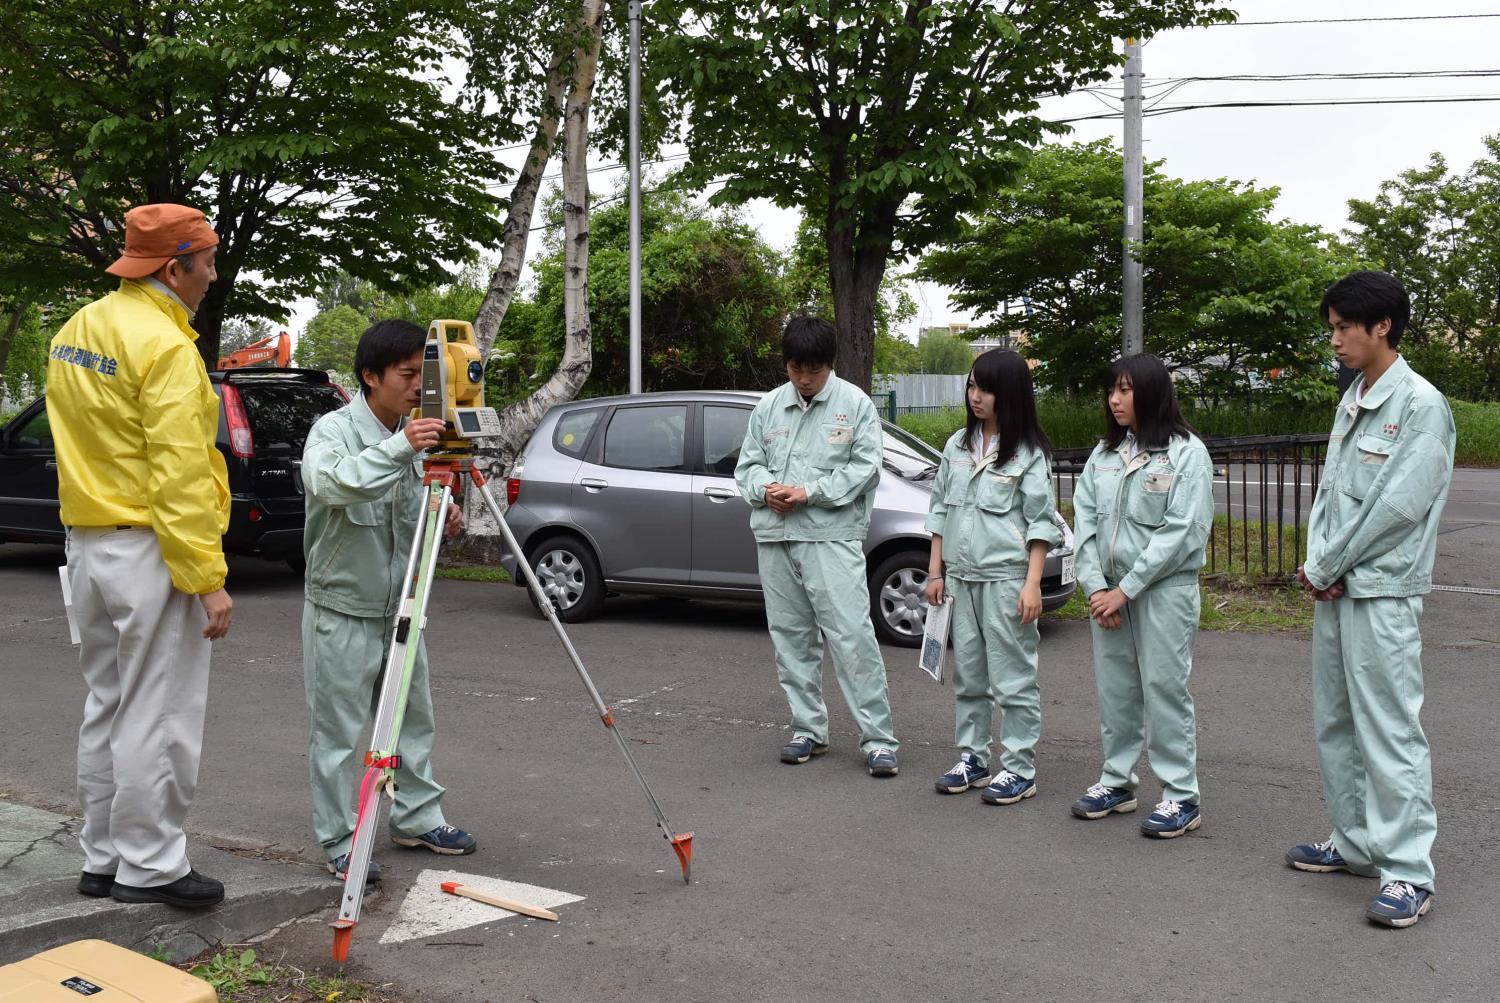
[917, 596, 952, 683]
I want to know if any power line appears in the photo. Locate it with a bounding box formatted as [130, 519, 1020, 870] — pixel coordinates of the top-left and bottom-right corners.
[1147, 69, 1500, 85]
[1055, 93, 1500, 124]
[1210, 13, 1500, 27]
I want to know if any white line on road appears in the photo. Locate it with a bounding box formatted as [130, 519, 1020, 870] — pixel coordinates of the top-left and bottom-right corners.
[379, 869, 585, 945]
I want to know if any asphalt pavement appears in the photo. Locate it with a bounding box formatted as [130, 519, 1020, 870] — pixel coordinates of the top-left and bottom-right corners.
[0, 473, 1496, 1001]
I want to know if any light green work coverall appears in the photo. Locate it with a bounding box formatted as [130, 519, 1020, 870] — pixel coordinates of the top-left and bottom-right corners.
[926, 432, 1061, 777]
[734, 376, 897, 753]
[1073, 432, 1214, 804]
[301, 394, 448, 859]
[1303, 356, 1454, 892]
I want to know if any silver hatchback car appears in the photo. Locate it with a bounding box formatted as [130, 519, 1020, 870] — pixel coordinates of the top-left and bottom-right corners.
[497, 391, 1075, 647]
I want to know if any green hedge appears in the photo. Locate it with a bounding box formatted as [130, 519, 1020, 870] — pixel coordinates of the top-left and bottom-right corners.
[899, 398, 1500, 467]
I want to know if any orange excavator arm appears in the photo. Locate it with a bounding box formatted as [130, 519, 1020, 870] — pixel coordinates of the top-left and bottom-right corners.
[218, 331, 292, 370]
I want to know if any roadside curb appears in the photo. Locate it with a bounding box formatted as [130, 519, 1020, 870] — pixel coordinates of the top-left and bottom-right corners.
[0, 802, 340, 964]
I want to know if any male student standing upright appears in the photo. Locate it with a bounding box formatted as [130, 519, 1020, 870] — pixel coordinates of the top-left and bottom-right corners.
[1289, 271, 1455, 929]
[735, 316, 900, 776]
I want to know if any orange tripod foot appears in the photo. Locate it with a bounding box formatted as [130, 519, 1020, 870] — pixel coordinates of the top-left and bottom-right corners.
[670, 832, 693, 884]
[331, 922, 355, 963]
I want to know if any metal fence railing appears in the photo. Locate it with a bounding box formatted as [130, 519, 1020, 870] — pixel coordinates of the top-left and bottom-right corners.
[1050, 433, 1332, 582]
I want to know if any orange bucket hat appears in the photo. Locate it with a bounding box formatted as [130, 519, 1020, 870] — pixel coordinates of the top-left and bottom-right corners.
[105, 203, 220, 279]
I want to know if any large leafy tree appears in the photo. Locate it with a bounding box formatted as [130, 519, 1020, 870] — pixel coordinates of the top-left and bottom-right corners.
[919, 141, 1354, 401]
[498, 182, 791, 400]
[1347, 136, 1500, 401]
[0, 0, 516, 365]
[645, 0, 1233, 391]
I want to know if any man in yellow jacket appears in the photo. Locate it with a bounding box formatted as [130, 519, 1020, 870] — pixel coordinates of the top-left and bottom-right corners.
[47, 203, 233, 909]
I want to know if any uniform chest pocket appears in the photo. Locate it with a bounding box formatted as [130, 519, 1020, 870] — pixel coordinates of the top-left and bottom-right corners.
[1130, 471, 1173, 527]
[345, 501, 383, 526]
[819, 422, 854, 467]
[977, 472, 1019, 513]
[1341, 433, 1392, 500]
[761, 426, 792, 468]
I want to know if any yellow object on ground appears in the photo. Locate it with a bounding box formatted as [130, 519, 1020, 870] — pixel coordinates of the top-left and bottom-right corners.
[0, 939, 216, 1002]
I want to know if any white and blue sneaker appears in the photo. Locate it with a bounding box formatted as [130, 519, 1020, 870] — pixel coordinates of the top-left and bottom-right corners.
[1139, 799, 1201, 838]
[392, 824, 477, 855]
[1367, 882, 1433, 928]
[866, 749, 899, 777]
[1071, 783, 1138, 819]
[935, 753, 991, 794]
[980, 770, 1036, 805]
[328, 853, 382, 883]
[781, 736, 830, 764]
[1286, 838, 1349, 873]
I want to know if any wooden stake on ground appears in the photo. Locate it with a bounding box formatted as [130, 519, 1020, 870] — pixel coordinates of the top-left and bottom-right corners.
[439, 881, 560, 922]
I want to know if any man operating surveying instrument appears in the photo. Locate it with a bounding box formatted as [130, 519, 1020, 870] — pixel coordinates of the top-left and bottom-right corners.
[326, 320, 692, 963]
[48, 203, 233, 909]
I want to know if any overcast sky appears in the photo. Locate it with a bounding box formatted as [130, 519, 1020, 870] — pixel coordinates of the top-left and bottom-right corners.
[289, 0, 1499, 345]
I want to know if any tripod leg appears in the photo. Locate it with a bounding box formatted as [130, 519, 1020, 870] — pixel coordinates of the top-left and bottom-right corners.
[332, 482, 452, 959]
[473, 477, 692, 883]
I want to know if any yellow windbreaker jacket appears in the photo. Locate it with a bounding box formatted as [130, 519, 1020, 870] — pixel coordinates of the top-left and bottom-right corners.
[45, 279, 230, 595]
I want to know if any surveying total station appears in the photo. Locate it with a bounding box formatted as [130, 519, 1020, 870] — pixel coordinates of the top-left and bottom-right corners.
[330, 320, 693, 963]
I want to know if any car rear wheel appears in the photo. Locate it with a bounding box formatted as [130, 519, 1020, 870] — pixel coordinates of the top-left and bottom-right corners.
[524, 535, 606, 622]
[868, 550, 929, 649]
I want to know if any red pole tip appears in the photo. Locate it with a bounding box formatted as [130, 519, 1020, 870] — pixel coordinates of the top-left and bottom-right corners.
[440, 881, 462, 893]
[331, 925, 353, 963]
[670, 832, 693, 883]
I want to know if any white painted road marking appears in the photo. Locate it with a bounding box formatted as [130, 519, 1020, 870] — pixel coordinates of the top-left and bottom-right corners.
[379, 869, 585, 945]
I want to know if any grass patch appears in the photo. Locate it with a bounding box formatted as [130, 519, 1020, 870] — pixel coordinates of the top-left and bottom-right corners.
[435, 564, 510, 583]
[183, 948, 408, 1003]
[1044, 581, 1312, 633]
[1452, 399, 1500, 467]
[899, 396, 1500, 466]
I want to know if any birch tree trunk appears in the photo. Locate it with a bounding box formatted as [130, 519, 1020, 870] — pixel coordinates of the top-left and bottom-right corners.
[461, 2, 603, 556]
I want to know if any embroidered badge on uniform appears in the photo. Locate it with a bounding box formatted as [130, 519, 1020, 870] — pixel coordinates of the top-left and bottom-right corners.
[834, 412, 849, 423]
[1383, 423, 1399, 437]
[1157, 455, 1169, 464]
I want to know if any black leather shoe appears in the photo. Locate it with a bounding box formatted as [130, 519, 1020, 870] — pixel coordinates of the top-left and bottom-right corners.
[110, 869, 225, 908]
[78, 872, 115, 897]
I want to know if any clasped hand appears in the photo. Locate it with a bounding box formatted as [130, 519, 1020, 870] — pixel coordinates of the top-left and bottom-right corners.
[1088, 587, 1127, 630]
[764, 482, 808, 514]
[1295, 566, 1344, 602]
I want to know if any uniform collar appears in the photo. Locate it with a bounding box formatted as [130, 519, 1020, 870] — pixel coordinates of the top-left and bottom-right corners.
[1352, 355, 1409, 411]
[119, 278, 198, 341]
[142, 277, 194, 319]
[352, 391, 406, 446]
[780, 373, 837, 410]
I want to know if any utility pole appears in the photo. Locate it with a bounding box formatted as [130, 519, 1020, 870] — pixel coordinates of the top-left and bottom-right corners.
[1122, 36, 1144, 357]
[628, 0, 643, 393]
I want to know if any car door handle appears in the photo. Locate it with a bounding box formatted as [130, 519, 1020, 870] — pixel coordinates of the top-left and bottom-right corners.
[580, 477, 609, 491]
[44, 460, 57, 470]
[703, 486, 737, 502]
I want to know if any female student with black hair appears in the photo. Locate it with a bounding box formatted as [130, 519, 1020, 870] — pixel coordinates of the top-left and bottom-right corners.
[924, 349, 1061, 805]
[1069, 353, 1214, 837]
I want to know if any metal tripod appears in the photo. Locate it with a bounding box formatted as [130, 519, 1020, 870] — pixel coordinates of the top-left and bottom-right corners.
[331, 454, 692, 963]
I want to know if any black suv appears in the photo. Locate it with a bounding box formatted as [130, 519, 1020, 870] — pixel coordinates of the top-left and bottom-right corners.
[0, 368, 348, 571]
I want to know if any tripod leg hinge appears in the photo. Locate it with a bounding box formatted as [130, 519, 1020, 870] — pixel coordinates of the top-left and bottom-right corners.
[364, 753, 402, 770]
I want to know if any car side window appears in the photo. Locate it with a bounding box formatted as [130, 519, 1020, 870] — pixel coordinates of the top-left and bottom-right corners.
[554, 407, 605, 458]
[702, 405, 750, 476]
[602, 405, 688, 472]
[7, 409, 51, 450]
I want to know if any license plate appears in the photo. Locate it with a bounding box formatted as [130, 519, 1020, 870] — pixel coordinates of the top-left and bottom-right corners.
[1061, 554, 1075, 584]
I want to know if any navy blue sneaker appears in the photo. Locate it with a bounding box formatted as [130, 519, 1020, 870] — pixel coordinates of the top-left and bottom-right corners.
[328, 853, 382, 883]
[392, 824, 477, 855]
[866, 749, 899, 777]
[1285, 838, 1349, 873]
[1366, 882, 1433, 928]
[1071, 783, 1138, 819]
[935, 753, 990, 794]
[781, 736, 829, 764]
[980, 770, 1036, 805]
[1139, 799, 1201, 838]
